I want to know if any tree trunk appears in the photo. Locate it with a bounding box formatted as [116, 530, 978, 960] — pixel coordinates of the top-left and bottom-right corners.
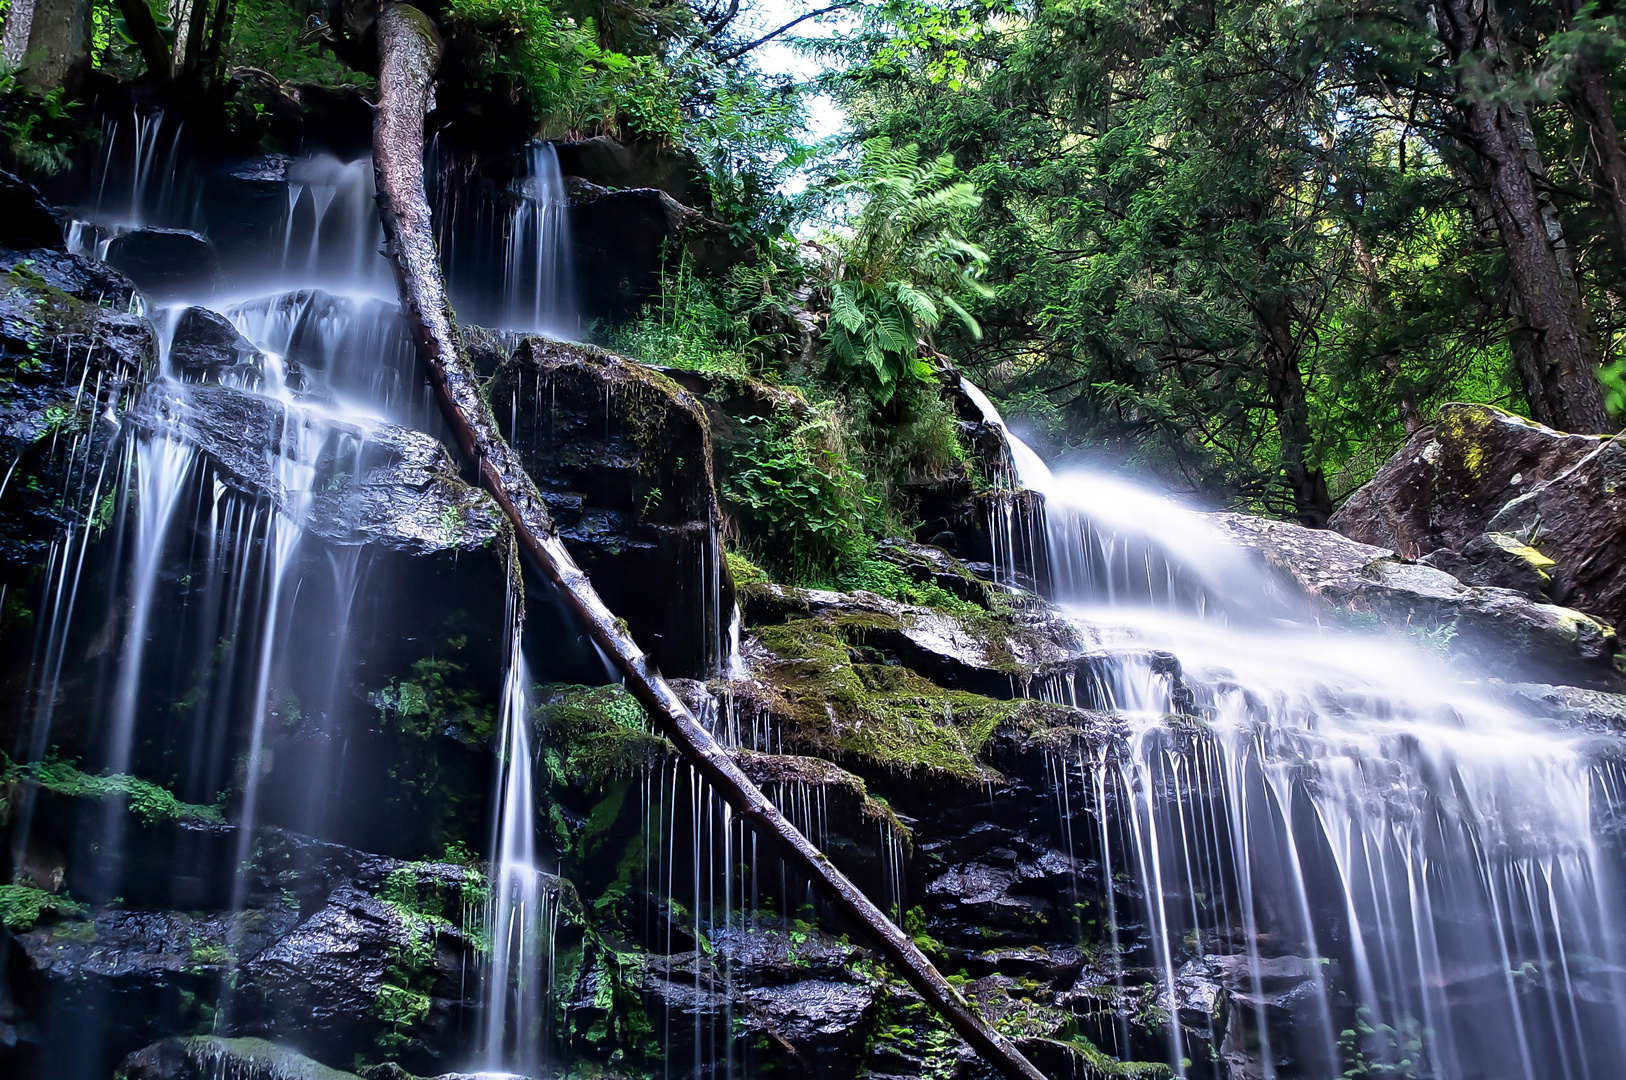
[1259, 298, 1332, 527]
[1434, 0, 1613, 433]
[1573, 56, 1626, 257]
[114, 0, 174, 79]
[369, 7, 1047, 1080]
[2, 0, 93, 91]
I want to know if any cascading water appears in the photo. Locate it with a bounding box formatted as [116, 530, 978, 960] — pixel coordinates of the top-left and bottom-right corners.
[502, 143, 579, 337]
[7, 130, 602, 1077]
[482, 576, 558, 1076]
[964, 382, 1626, 1080]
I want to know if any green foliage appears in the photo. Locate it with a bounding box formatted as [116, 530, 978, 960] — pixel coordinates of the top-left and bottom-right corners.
[3, 752, 224, 826]
[833, 540, 982, 616]
[0, 70, 80, 176]
[1338, 1005, 1423, 1079]
[226, 0, 371, 87]
[820, 138, 992, 406]
[0, 882, 87, 931]
[604, 248, 811, 375]
[443, 0, 608, 130]
[373, 862, 490, 1050]
[374, 644, 495, 746]
[717, 408, 875, 581]
[829, 0, 1600, 516]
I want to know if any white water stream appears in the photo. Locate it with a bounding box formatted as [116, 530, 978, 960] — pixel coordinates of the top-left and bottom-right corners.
[963, 379, 1626, 1079]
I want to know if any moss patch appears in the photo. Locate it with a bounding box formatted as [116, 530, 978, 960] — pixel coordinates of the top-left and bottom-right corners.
[533, 683, 675, 786]
[0, 883, 87, 931]
[748, 616, 1019, 781]
[2, 753, 224, 826]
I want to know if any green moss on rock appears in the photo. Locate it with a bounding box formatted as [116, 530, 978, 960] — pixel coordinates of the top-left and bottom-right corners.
[2, 753, 224, 826]
[747, 616, 1018, 781]
[0, 882, 87, 930]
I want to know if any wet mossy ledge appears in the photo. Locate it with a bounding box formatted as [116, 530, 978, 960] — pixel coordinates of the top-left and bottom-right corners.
[1, 753, 225, 827]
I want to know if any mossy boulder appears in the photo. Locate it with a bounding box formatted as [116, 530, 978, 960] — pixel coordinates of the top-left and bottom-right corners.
[118, 1037, 363, 1080]
[1330, 403, 1604, 560]
[1331, 402, 1626, 630]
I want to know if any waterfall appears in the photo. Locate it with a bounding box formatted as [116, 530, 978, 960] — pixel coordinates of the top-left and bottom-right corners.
[482, 577, 557, 1075]
[280, 156, 394, 296]
[501, 142, 579, 336]
[964, 381, 1626, 1080]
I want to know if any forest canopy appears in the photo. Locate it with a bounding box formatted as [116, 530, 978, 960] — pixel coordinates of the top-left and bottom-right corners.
[3, 0, 1623, 531]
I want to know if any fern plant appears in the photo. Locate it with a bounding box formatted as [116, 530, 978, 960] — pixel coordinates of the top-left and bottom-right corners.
[821, 138, 992, 405]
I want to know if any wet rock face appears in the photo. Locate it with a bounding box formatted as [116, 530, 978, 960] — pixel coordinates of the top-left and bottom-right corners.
[11, 830, 484, 1078]
[104, 229, 218, 298]
[124, 380, 503, 555]
[1211, 512, 1623, 689]
[168, 306, 267, 385]
[0, 170, 65, 250]
[491, 338, 730, 677]
[0, 245, 150, 597]
[578, 925, 879, 1077]
[567, 185, 751, 322]
[554, 135, 710, 207]
[1331, 403, 1626, 628]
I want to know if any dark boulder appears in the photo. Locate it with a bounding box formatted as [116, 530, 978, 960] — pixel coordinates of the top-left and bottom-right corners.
[0, 245, 138, 307]
[489, 338, 731, 677]
[1417, 530, 1555, 597]
[569, 186, 751, 321]
[553, 134, 709, 207]
[1329, 403, 1603, 559]
[12, 909, 299, 1060]
[1487, 435, 1626, 629]
[11, 829, 486, 1078]
[1330, 403, 1626, 628]
[168, 305, 267, 385]
[104, 229, 218, 298]
[0, 170, 64, 250]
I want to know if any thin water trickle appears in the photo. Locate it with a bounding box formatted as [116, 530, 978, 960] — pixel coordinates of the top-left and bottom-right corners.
[502, 143, 579, 337]
[482, 574, 557, 1076]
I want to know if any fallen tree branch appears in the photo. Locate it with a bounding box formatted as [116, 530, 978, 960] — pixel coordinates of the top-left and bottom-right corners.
[370, 7, 1046, 1079]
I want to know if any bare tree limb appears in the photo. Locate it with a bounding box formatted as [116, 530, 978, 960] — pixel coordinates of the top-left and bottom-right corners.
[715, 1, 858, 63]
[369, 6, 1047, 1079]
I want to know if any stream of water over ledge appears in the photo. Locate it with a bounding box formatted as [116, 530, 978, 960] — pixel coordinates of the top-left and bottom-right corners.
[2, 107, 1623, 1080]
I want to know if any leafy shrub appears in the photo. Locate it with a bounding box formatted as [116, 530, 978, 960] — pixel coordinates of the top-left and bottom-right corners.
[2, 752, 224, 825]
[0, 70, 79, 176]
[0, 883, 87, 930]
[718, 409, 875, 581]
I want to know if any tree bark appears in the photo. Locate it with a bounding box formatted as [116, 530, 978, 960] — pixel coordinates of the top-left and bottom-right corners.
[1259, 296, 1332, 526]
[1573, 56, 1626, 257]
[3, 0, 93, 91]
[1434, 0, 1614, 433]
[369, 7, 1047, 1080]
[114, 0, 174, 80]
